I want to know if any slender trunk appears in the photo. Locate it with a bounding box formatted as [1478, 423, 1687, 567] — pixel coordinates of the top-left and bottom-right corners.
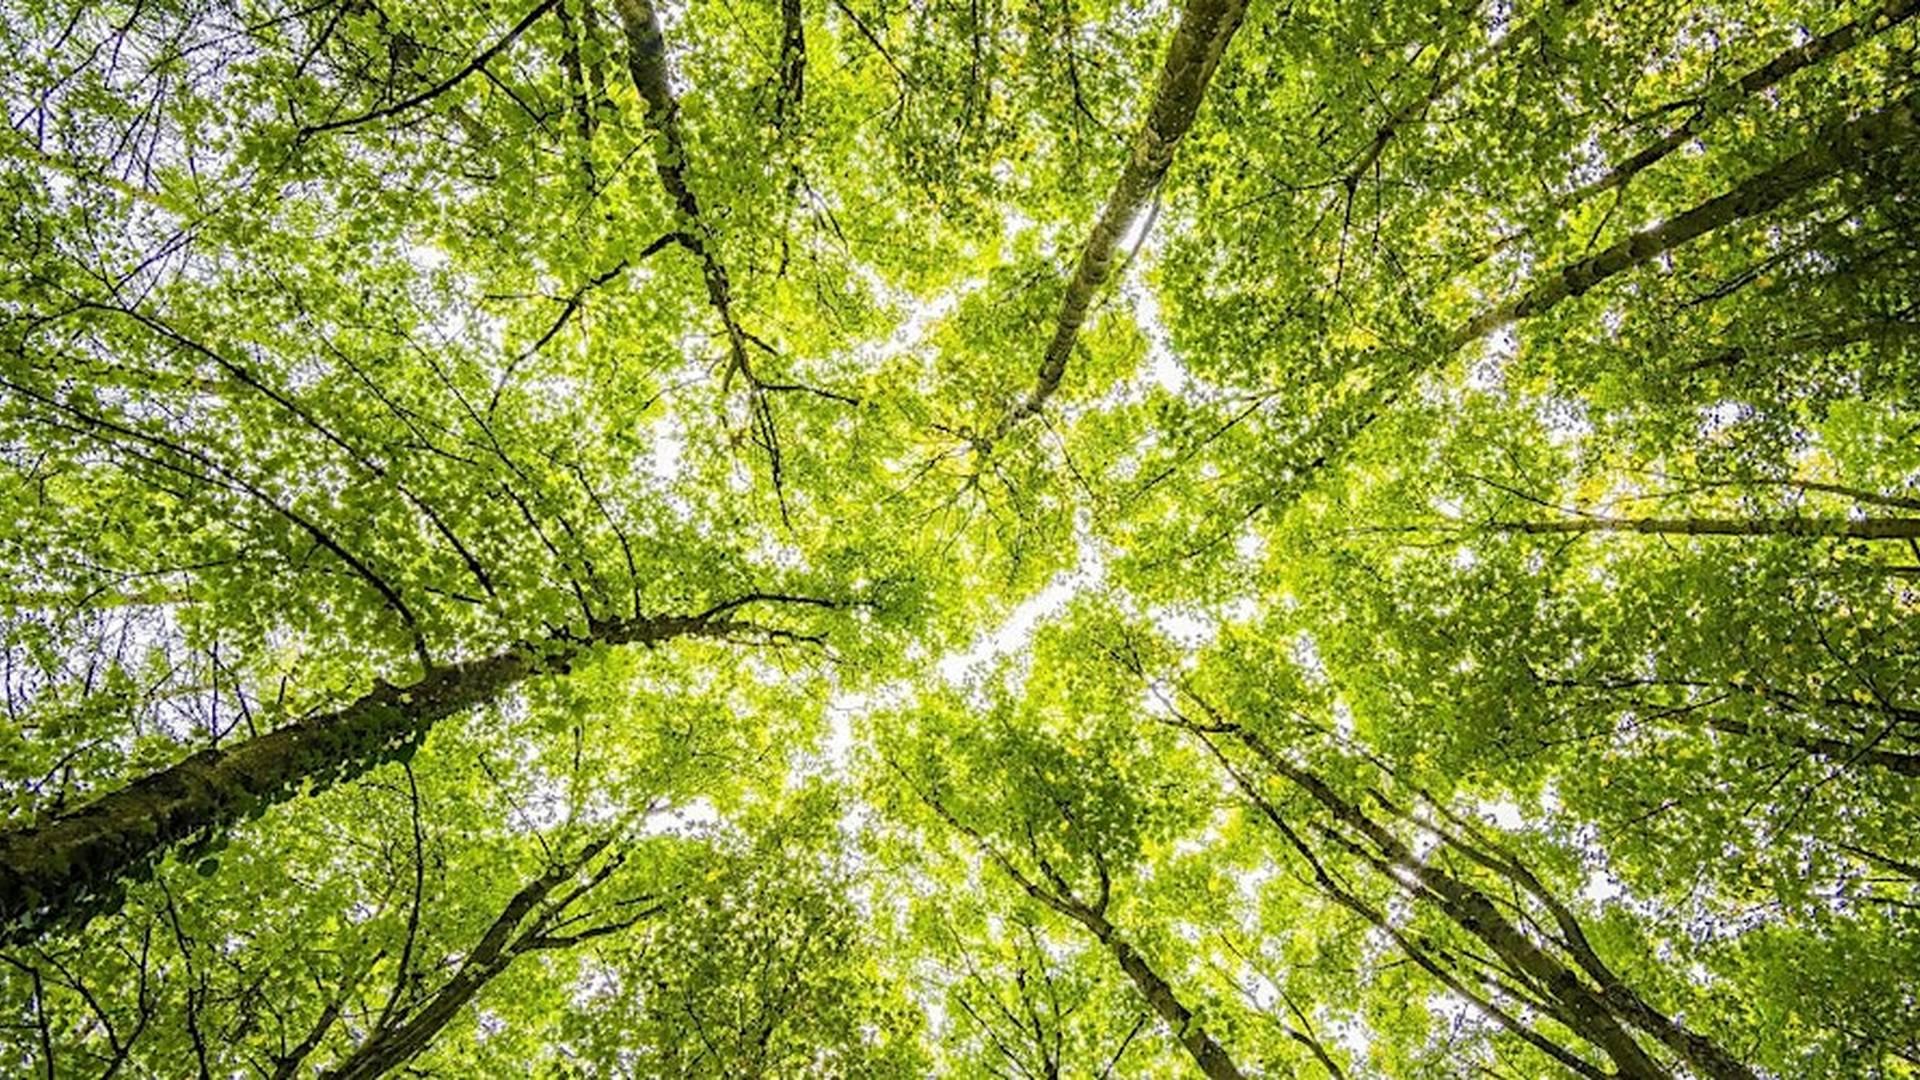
[1078, 910, 1246, 1080]
[0, 608, 782, 940]
[555, 0, 598, 184]
[1451, 89, 1919, 349]
[322, 841, 613, 1080]
[1242, 92, 1918, 539]
[1490, 515, 1920, 540]
[1706, 716, 1920, 777]
[1189, 730, 1612, 1077]
[999, 0, 1248, 436]
[1558, 0, 1919, 212]
[613, 0, 751, 374]
[1229, 726, 1762, 1080]
[1238, 730, 1670, 1078]
[900, 764, 1249, 1080]
[775, 0, 806, 129]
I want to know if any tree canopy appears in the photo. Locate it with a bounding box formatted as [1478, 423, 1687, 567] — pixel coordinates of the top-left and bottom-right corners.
[0, 0, 1916, 1074]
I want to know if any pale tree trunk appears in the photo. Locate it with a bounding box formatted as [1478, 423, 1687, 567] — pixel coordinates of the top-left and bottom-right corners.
[902, 766, 1249, 1080]
[997, 0, 1249, 439]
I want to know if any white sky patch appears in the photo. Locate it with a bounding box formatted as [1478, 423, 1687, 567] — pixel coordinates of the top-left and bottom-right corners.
[1466, 327, 1515, 392]
[641, 797, 720, 837]
[1239, 964, 1283, 1010]
[505, 757, 573, 834]
[1219, 595, 1259, 625]
[1478, 798, 1525, 830]
[798, 681, 916, 780]
[799, 524, 1111, 786]
[1235, 862, 1277, 908]
[1563, 134, 1610, 193]
[1485, 0, 1512, 41]
[1582, 866, 1626, 904]
[1699, 399, 1752, 437]
[852, 277, 983, 372]
[1002, 208, 1038, 257]
[1334, 1014, 1375, 1065]
[405, 241, 449, 273]
[936, 533, 1108, 686]
[1333, 698, 1355, 737]
[936, 574, 1082, 685]
[750, 537, 809, 572]
[1233, 528, 1265, 564]
[572, 961, 622, 1007]
[1536, 394, 1592, 446]
[1129, 276, 1187, 394]
[1292, 631, 1328, 684]
[1150, 605, 1217, 651]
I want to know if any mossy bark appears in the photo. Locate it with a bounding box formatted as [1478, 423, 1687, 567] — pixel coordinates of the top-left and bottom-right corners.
[0, 611, 745, 940]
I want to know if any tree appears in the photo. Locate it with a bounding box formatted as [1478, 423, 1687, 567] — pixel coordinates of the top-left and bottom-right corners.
[3, 0, 1917, 1074]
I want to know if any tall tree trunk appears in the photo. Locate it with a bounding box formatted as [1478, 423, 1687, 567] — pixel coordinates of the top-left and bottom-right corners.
[323, 839, 642, 1079]
[1490, 514, 1920, 540]
[1168, 697, 1762, 1080]
[1706, 716, 1920, 777]
[1556, 0, 1919, 212]
[902, 766, 1249, 1080]
[1450, 89, 1920, 349]
[1227, 723, 1761, 1080]
[0, 602, 819, 941]
[1079, 910, 1247, 1080]
[997, 0, 1249, 438]
[1229, 728, 1674, 1078]
[775, 0, 806, 130]
[613, 0, 752, 375]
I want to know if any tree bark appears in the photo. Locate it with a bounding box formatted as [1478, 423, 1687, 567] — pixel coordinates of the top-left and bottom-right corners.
[1081, 911, 1247, 1080]
[0, 603, 814, 941]
[1451, 89, 1920, 349]
[322, 840, 632, 1079]
[1489, 514, 1920, 540]
[1557, 0, 1919, 212]
[775, 0, 806, 130]
[613, 0, 752, 375]
[997, 0, 1248, 438]
[901, 766, 1248, 1080]
[1706, 716, 1920, 777]
[1228, 723, 1763, 1080]
[1229, 728, 1675, 1079]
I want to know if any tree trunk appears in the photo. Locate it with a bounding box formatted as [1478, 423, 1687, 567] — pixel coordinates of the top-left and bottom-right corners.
[1243, 722, 1763, 1079]
[1232, 729, 1674, 1079]
[1707, 716, 1920, 777]
[1490, 515, 1920, 540]
[0, 607, 785, 941]
[322, 841, 615, 1080]
[904, 766, 1250, 1080]
[999, 0, 1249, 436]
[1451, 89, 1919, 349]
[613, 0, 750, 372]
[1556, 0, 1919, 211]
[1081, 911, 1247, 1080]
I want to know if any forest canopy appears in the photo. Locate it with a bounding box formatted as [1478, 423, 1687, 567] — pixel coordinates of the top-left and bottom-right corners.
[0, 0, 1917, 1074]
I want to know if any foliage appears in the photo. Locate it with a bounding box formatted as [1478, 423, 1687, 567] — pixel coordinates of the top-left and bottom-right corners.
[0, 0, 1916, 1074]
